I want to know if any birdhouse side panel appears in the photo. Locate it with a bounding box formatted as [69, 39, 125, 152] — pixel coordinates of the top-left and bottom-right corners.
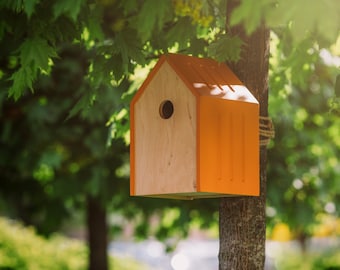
[132, 62, 197, 196]
[198, 97, 259, 196]
[198, 97, 232, 193]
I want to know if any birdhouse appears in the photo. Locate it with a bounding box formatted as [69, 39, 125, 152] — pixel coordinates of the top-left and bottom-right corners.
[130, 54, 259, 199]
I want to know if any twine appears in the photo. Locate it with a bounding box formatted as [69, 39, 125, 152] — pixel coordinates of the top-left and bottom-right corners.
[259, 116, 275, 146]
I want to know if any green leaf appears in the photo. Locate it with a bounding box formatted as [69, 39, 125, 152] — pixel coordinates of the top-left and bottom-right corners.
[166, 17, 195, 49]
[188, 37, 208, 56]
[265, 0, 340, 43]
[0, 20, 11, 40]
[68, 88, 96, 119]
[87, 15, 104, 42]
[121, 0, 138, 14]
[8, 67, 35, 100]
[229, 0, 339, 44]
[115, 29, 146, 73]
[335, 74, 340, 97]
[20, 37, 57, 72]
[53, 0, 84, 21]
[0, 0, 22, 12]
[230, 0, 271, 34]
[136, 0, 171, 42]
[23, 0, 40, 18]
[207, 34, 243, 62]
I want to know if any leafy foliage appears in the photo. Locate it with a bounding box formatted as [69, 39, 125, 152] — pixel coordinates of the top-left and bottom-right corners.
[0, 217, 87, 269]
[207, 33, 243, 62]
[0, 0, 224, 241]
[274, 247, 340, 270]
[267, 30, 340, 238]
[231, 0, 340, 43]
[53, 0, 84, 21]
[9, 37, 57, 99]
[0, 217, 147, 270]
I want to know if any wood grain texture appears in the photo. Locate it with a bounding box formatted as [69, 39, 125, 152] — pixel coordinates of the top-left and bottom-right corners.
[134, 62, 197, 195]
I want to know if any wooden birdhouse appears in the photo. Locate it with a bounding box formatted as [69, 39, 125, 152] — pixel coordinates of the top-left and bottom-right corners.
[130, 54, 259, 199]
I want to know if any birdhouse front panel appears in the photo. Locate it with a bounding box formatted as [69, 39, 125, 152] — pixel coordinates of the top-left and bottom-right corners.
[131, 61, 198, 196]
[130, 53, 259, 199]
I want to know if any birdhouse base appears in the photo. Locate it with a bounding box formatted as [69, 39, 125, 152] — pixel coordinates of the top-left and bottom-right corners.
[143, 192, 243, 200]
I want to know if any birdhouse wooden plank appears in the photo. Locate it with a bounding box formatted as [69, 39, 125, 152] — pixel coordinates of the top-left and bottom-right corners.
[130, 54, 259, 199]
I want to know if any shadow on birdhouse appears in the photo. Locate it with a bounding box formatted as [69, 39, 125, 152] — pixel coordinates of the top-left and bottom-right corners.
[130, 54, 259, 199]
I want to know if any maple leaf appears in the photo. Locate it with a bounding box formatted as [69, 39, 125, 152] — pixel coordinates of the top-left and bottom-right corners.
[19, 37, 57, 72]
[8, 67, 35, 100]
[207, 34, 243, 63]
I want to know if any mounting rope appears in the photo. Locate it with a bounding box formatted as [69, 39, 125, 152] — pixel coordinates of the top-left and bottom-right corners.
[259, 116, 275, 146]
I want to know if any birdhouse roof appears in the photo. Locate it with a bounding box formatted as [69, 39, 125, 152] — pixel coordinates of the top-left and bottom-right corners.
[135, 53, 258, 104]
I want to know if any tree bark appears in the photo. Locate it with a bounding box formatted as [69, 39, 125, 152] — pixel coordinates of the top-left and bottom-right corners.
[219, 1, 270, 269]
[87, 195, 109, 270]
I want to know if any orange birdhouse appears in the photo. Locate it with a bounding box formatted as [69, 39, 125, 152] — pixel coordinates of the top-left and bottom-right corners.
[130, 54, 259, 199]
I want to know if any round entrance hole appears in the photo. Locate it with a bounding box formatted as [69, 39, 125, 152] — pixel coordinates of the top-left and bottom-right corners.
[159, 100, 174, 119]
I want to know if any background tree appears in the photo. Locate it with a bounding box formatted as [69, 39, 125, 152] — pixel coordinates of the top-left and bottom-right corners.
[219, 1, 269, 268]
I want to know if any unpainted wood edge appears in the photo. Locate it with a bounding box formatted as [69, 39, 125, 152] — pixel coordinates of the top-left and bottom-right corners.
[132, 193, 254, 200]
[165, 55, 200, 99]
[130, 56, 167, 196]
[196, 97, 201, 192]
[130, 55, 167, 108]
[129, 101, 135, 195]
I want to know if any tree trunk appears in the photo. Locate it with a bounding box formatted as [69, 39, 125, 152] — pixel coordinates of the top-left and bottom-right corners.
[87, 195, 109, 270]
[219, 1, 270, 269]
